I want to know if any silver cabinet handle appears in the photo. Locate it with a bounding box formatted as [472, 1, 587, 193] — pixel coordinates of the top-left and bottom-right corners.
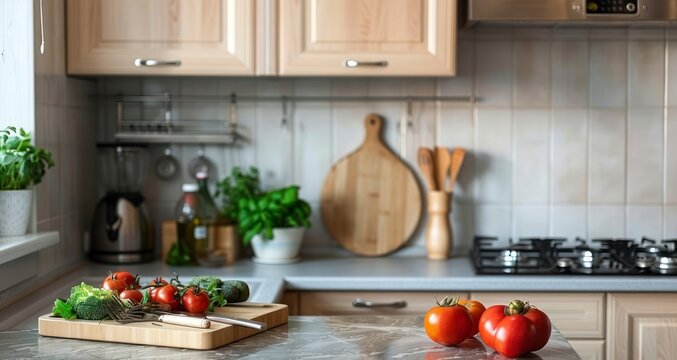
[344, 59, 389, 68]
[134, 59, 182, 67]
[352, 298, 407, 308]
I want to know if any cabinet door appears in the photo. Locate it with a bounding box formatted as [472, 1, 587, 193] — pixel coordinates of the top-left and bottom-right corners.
[279, 0, 456, 76]
[67, 0, 255, 75]
[299, 292, 468, 315]
[608, 293, 677, 360]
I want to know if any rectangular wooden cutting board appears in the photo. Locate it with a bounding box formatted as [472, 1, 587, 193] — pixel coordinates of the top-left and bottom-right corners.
[38, 303, 288, 350]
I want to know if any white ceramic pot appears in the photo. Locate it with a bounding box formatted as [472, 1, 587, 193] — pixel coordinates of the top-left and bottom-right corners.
[251, 227, 305, 263]
[0, 189, 33, 236]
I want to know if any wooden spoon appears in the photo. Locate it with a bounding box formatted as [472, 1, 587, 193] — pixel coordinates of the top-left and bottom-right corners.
[448, 148, 466, 192]
[434, 146, 451, 193]
[417, 147, 437, 191]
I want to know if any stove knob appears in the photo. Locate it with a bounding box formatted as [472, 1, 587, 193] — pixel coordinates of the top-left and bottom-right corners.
[626, 3, 636, 12]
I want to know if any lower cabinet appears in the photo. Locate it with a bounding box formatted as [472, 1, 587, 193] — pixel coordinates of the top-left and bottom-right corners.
[281, 290, 677, 360]
[607, 293, 677, 360]
[471, 292, 606, 359]
[297, 291, 468, 316]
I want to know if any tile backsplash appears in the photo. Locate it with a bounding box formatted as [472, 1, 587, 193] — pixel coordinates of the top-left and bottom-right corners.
[98, 27, 677, 255]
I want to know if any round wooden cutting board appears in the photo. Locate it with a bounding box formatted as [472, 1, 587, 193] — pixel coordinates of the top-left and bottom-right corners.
[321, 114, 422, 256]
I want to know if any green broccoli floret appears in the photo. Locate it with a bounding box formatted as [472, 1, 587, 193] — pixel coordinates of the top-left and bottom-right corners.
[67, 282, 116, 320]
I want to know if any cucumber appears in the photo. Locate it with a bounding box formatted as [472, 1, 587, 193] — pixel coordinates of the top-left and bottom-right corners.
[222, 280, 250, 303]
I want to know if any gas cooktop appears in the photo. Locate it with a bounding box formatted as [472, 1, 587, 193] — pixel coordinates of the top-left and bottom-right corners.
[471, 236, 677, 275]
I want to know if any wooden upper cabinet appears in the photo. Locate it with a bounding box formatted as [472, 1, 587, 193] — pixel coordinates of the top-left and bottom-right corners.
[66, 0, 255, 75]
[279, 0, 457, 76]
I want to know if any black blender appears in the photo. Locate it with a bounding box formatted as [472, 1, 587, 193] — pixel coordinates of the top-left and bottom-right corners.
[90, 144, 153, 263]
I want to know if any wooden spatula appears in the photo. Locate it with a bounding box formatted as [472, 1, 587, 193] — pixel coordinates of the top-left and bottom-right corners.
[417, 148, 437, 191]
[434, 146, 451, 193]
[448, 148, 466, 192]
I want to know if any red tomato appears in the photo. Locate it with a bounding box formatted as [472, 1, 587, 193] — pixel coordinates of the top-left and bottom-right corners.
[101, 278, 125, 293]
[181, 287, 210, 314]
[155, 284, 180, 310]
[478, 305, 506, 349]
[458, 299, 486, 337]
[111, 271, 139, 289]
[524, 307, 551, 350]
[423, 297, 473, 346]
[478, 300, 552, 358]
[119, 289, 143, 304]
[148, 277, 168, 303]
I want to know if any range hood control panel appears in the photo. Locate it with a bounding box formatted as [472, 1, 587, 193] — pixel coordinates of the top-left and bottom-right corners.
[586, 0, 638, 14]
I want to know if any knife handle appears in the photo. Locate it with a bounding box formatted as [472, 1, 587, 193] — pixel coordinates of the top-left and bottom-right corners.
[159, 314, 211, 329]
[206, 315, 267, 331]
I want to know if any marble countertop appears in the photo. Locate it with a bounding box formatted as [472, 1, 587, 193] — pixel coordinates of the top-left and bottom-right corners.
[1, 316, 579, 360]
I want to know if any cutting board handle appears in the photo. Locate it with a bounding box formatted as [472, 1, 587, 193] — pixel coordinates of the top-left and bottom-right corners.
[364, 114, 384, 143]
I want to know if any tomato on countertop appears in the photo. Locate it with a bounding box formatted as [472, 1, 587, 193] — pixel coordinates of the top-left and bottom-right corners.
[423, 296, 474, 346]
[458, 299, 486, 337]
[479, 299, 552, 358]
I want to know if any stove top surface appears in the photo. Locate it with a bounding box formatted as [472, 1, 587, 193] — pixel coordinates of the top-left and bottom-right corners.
[471, 236, 677, 276]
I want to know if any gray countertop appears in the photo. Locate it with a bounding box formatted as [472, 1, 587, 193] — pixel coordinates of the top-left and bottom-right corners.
[79, 254, 677, 295]
[1, 316, 579, 359]
[4, 253, 677, 331]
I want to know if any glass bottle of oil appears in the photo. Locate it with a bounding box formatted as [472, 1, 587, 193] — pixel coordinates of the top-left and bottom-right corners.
[169, 183, 200, 265]
[195, 171, 220, 265]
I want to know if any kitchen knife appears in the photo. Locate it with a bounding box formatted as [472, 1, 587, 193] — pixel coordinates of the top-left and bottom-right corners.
[165, 308, 267, 330]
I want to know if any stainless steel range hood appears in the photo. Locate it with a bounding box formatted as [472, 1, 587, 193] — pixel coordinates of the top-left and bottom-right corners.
[466, 0, 677, 26]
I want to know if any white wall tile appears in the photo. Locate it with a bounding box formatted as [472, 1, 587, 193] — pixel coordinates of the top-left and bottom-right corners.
[668, 41, 677, 107]
[514, 41, 551, 106]
[451, 203, 475, 254]
[303, 200, 332, 247]
[256, 104, 293, 190]
[474, 205, 511, 241]
[438, 105, 474, 201]
[439, 40, 474, 97]
[513, 108, 549, 203]
[332, 103, 372, 161]
[551, 205, 587, 240]
[294, 105, 332, 202]
[552, 41, 589, 107]
[475, 41, 513, 106]
[667, 109, 677, 203]
[626, 206, 662, 240]
[664, 206, 677, 238]
[589, 205, 625, 238]
[589, 41, 628, 108]
[627, 108, 663, 203]
[475, 107, 512, 203]
[513, 205, 549, 238]
[552, 109, 587, 203]
[589, 109, 626, 203]
[628, 41, 665, 107]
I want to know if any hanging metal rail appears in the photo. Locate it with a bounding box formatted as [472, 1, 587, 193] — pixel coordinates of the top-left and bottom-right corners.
[97, 93, 475, 146]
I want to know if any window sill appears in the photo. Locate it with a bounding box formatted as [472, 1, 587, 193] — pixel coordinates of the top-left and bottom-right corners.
[0, 232, 59, 265]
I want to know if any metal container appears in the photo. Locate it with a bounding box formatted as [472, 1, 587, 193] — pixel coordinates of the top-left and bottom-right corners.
[90, 193, 154, 263]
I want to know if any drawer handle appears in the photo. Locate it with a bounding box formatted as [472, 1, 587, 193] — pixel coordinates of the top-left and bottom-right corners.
[352, 298, 407, 309]
[134, 59, 182, 67]
[344, 59, 389, 68]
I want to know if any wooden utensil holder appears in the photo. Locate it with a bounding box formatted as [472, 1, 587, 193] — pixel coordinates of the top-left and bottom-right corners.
[425, 191, 452, 260]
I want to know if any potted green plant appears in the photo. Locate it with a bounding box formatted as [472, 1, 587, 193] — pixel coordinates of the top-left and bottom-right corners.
[237, 186, 311, 264]
[216, 166, 262, 224]
[0, 127, 54, 236]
